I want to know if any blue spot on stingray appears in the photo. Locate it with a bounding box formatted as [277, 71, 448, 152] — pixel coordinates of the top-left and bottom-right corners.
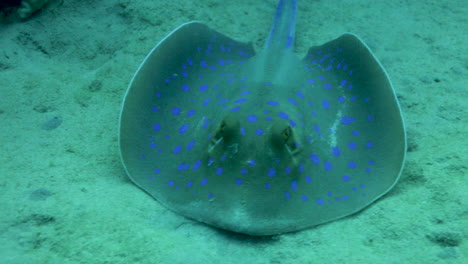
[348, 161, 357, 169]
[348, 142, 357, 150]
[255, 129, 264, 135]
[338, 96, 346, 102]
[322, 99, 329, 109]
[340, 80, 347, 86]
[235, 98, 247, 103]
[179, 124, 189, 134]
[267, 101, 279, 106]
[186, 181, 193, 188]
[324, 83, 332, 89]
[231, 106, 241, 112]
[168, 180, 174, 186]
[199, 84, 209, 92]
[203, 98, 210, 106]
[332, 147, 340, 157]
[187, 140, 195, 150]
[291, 180, 298, 191]
[217, 98, 229, 105]
[301, 195, 308, 202]
[341, 116, 355, 125]
[307, 79, 315, 84]
[289, 119, 297, 127]
[367, 115, 374, 121]
[268, 168, 276, 177]
[342, 175, 350, 182]
[248, 159, 256, 167]
[366, 141, 373, 148]
[285, 167, 291, 174]
[305, 175, 312, 183]
[153, 124, 161, 131]
[178, 163, 187, 171]
[154, 169, 161, 174]
[288, 98, 298, 105]
[352, 130, 360, 136]
[240, 91, 250, 95]
[368, 160, 375, 165]
[278, 112, 289, 119]
[236, 179, 243, 185]
[152, 106, 159, 112]
[201, 61, 207, 68]
[218, 59, 225, 65]
[310, 153, 320, 164]
[324, 161, 332, 171]
[314, 124, 320, 133]
[241, 168, 247, 175]
[296, 91, 305, 99]
[285, 192, 291, 200]
[216, 167, 223, 176]
[187, 109, 196, 116]
[202, 119, 210, 129]
[247, 115, 258, 122]
[193, 160, 201, 170]
[181, 84, 190, 92]
[201, 178, 208, 186]
[150, 142, 156, 148]
[173, 145, 182, 154]
[265, 183, 271, 189]
[316, 199, 325, 205]
[240, 127, 246, 136]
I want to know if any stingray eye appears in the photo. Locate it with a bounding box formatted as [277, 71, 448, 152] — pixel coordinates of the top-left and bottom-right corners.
[270, 122, 302, 159]
[219, 121, 226, 132]
[209, 116, 240, 154]
[281, 126, 292, 141]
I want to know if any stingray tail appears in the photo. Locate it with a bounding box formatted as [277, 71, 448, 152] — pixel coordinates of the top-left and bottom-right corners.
[265, 0, 297, 50]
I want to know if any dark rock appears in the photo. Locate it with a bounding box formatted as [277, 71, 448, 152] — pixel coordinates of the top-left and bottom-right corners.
[427, 231, 462, 247]
[29, 188, 53, 201]
[41, 116, 62, 130]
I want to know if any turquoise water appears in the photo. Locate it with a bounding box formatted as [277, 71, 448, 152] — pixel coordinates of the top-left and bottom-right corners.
[0, 0, 465, 263]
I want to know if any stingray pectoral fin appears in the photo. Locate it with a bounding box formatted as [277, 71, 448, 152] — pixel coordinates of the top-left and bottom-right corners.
[304, 33, 406, 200]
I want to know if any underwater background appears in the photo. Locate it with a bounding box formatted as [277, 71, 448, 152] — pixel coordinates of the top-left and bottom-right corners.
[0, 0, 466, 263]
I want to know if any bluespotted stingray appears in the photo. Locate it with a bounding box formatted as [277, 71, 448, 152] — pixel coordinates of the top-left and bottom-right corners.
[119, 0, 406, 235]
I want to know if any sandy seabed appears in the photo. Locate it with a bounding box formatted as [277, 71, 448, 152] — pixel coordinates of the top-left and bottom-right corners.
[0, 0, 466, 263]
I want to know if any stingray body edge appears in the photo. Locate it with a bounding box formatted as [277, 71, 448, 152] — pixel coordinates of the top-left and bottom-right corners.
[119, 0, 406, 236]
